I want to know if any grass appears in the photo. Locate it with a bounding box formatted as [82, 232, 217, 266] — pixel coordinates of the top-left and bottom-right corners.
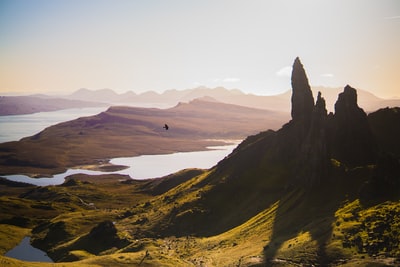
[0, 169, 399, 266]
[0, 225, 31, 254]
[0, 135, 399, 267]
[333, 200, 400, 258]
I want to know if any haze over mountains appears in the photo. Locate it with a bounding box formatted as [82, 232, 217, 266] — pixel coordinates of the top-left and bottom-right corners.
[0, 95, 107, 116]
[0, 57, 399, 266]
[1, 86, 399, 116]
[63, 86, 400, 113]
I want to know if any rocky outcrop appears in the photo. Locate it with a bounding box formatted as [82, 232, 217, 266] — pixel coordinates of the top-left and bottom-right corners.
[31, 221, 71, 251]
[88, 220, 117, 239]
[330, 85, 377, 166]
[291, 57, 315, 129]
[154, 57, 394, 238]
[288, 59, 378, 185]
[71, 220, 129, 255]
[368, 107, 400, 158]
[300, 91, 329, 184]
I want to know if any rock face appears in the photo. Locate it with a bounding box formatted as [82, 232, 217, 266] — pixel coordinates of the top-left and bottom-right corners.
[154, 57, 394, 238]
[301, 91, 329, 184]
[288, 58, 378, 185]
[88, 220, 117, 238]
[330, 85, 377, 166]
[291, 57, 315, 127]
[368, 107, 400, 158]
[74, 220, 129, 255]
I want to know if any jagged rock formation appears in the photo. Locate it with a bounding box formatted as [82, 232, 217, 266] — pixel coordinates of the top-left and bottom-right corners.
[7, 57, 398, 266]
[280, 58, 329, 185]
[204, 58, 379, 192]
[287, 58, 377, 185]
[291, 57, 315, 130]
[330, 85, 378, 166]
[157, 58, 384, 237]
[300, 91, 329, 184]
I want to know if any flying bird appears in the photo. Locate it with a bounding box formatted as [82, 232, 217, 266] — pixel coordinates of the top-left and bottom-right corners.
[163, 124, 169, 130]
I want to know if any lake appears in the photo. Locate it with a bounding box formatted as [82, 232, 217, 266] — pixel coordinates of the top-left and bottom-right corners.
[0, 104, 176, 143]
[0, 107, 107, 143]
[5, 236, 53, 262]
[110, 144, 237, 179]
[4, 144, 237, 186]
[1, 107, 239, 185]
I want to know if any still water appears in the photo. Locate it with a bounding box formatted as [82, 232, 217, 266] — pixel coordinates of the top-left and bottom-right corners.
[1, 107, 238, 185]
[0, 104, 178, 143]
[112, 144, 237, 179]
[4, 144, 237, 186]
[0, 107, 107, 143]
[5, 236, 53, 262]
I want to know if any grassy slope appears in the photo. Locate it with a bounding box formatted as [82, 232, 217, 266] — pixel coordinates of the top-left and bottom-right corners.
[0, 108, 399, 266]
[0, 166, 399, 266]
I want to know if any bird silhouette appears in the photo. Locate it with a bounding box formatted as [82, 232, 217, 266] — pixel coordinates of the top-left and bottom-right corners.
[163, 124, 169, 130]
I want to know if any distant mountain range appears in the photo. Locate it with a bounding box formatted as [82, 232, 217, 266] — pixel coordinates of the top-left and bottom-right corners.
[1, 58, 398, 266]
[1, 86, 399, 116]
[0, 95, 107, 116]
[66, 86, 400, 113]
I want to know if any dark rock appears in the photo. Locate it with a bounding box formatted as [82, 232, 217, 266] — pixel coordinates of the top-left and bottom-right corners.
[291, 57, 315, 128]
[300, 91, 329, 184]
[368, 107, 400, 158]
[88, 220, 117, 238]
[360, 152, 400, 202]
[314, 91, 328, 117]
[330, 85, 378, 166]
[71, 220, 130, 255]
[32, 221, 71, 249]
[61, 178, 81, 187]
[153, 57, 399, 239]
[288, 64, 378, 185]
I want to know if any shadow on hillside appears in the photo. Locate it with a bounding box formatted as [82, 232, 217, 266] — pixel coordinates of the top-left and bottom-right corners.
[263, 157, 400, 266]
[263, 172, 360, 266]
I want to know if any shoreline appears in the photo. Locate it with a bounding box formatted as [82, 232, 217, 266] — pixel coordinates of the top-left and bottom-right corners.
[0, 139, 240, 178]
[1, 141, 239, 186]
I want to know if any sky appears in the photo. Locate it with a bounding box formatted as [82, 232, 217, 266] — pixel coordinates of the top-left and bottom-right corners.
[0, 0, 399, 98]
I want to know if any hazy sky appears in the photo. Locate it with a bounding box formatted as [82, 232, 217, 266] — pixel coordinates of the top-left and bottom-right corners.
[1, 0, 399, 98]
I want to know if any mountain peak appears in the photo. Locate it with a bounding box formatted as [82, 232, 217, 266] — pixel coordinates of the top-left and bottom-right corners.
[285, 61, 378, 185]
[291, 57, 315, 124]
[335, 85, 358, 110]
[331, 85, 378, 166]
[314, 91, 327, 117]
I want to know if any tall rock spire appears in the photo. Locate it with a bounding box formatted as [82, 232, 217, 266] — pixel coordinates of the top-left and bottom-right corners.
[301, 91, 329, 184]
[330, 85, 377, 166]
[291, 57, 315, 124]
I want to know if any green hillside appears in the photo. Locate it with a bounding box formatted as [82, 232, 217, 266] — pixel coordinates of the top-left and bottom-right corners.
[0, 58, 399, 266]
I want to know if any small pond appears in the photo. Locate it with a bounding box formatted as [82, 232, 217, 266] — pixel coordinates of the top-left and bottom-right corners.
[5, 236, 53, 262]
